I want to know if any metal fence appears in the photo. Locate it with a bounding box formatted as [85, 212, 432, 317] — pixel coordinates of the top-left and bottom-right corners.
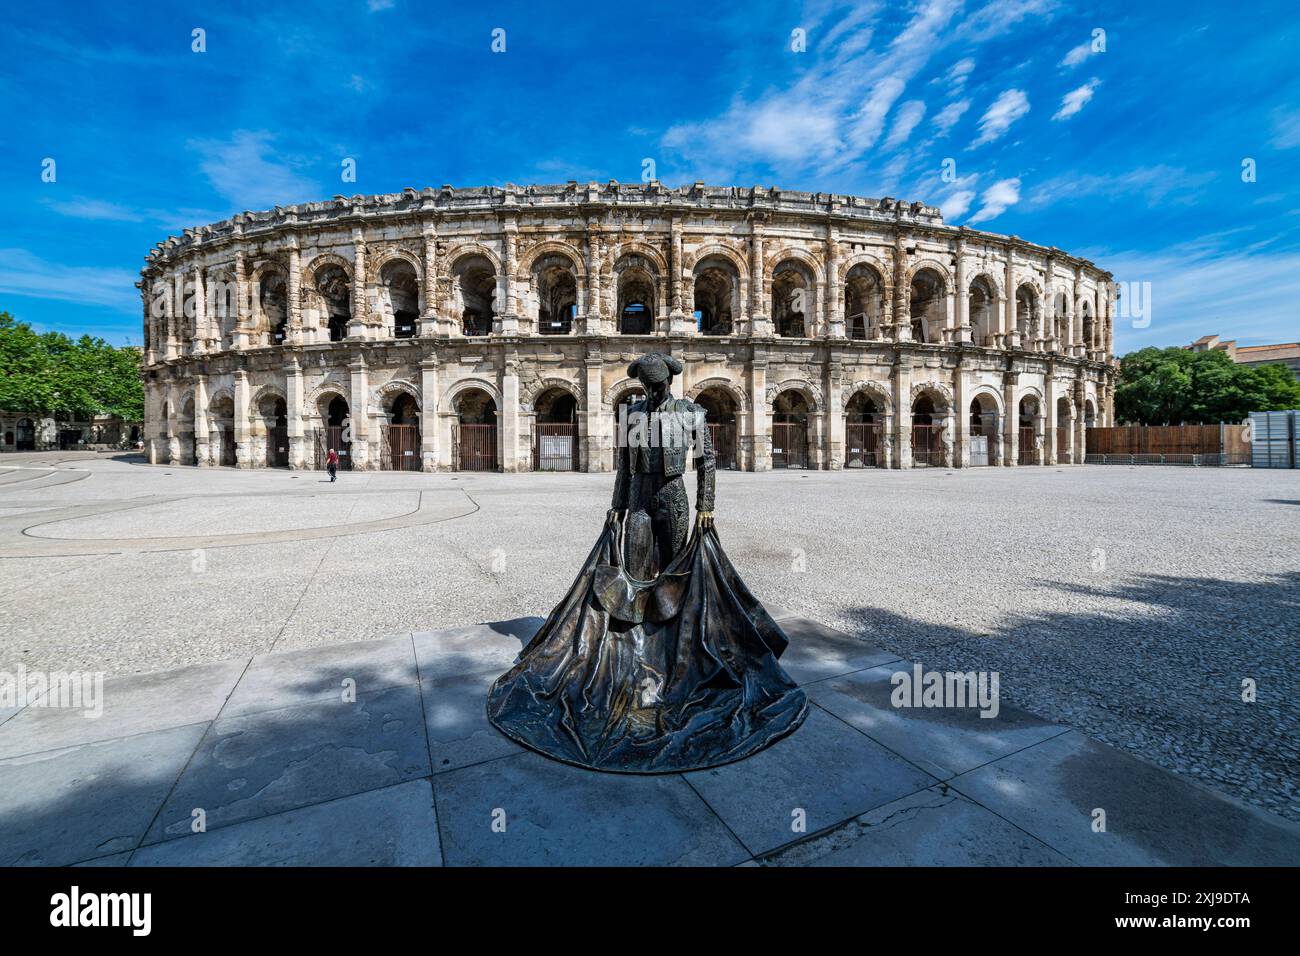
[1250, 411, 1298, 469]
[772, 422, 809, 468]
[708, 423, 737, 470]
[456, 424, 498, 471]
[534, 423, 578, 471]
[912, 424, 944, 467]
[380, 424, 421, 471]
[1086, 424, 1251, 466]
[314, 427, 353, 470]
[845, 422, 884, 468]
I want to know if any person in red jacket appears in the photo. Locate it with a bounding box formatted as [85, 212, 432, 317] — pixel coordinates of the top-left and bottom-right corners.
[326, 448, 339, 482]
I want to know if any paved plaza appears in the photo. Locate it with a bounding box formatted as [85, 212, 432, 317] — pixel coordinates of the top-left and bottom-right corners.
[0, 452, 1298, 865]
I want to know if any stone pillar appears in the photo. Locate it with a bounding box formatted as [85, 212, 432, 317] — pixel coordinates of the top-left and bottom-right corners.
[953, 361, 969, 467]
[164, 274, 179, 360]
[892, 231, 911, 341]
[350, 229, 368, 339]
[1004, 243, 1018, 349]
[668, 216, 684, 333]
[826, 359, 843, 469]
[287, 358, 305, 469]
[955, 234, 971, 343]
[233, 370, 252, 468]
[501, 356, 523, 472]
[826, 233, 844, 339]
[1043, 255, 1055, 352]
[420, 223, 438, 336]
[1003, 375, 1018, 466]
[419, 357, 439, 471]
[584, 349, 607, 471]
[349, 356, 371, 469]
[165, 382, 181, 464]
[893, 354, 912, 468]
[287, 242, 303, 345]
[234, 252, 251, 349]
[193, 374, 211, 467]
[748, 215, 769, 336]
[748, 351, 770, 471]
[583, 221, 602, 337]
[499, 223, 519, 335]
[1044, 372, 1057, 466]
[191, 267, 208, 354]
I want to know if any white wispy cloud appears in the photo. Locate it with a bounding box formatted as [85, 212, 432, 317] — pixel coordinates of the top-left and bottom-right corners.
[939, 173, 979, 219]
[0, 248, 139, 312]
[932, 98, 970, 135]
[1060, 41, 1093, 67]
[940, 57, 975, 92]
[956, 0, 1059, 43]
[1025, 165, 1216, 208]
[1271, 108, 1300, 149]
[884, 100, 928, 149]
[972, 89, 1029, 146]
[188, 130, 321, 211]
[966, 177, 1021, 223]
[1053, 78, 1099, 120]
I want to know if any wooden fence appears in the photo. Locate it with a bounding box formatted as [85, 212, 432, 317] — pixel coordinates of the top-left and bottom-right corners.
[1085, 424, 1249, 465]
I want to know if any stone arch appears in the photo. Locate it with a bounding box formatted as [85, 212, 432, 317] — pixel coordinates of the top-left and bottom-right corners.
[841, 380, 893, 412]
[368, 246, 423, 284]
[518, 240, 586, 278]
[766, 379, 824, 412]
[372, 379, 421, 412]
[302, 252, 354, 288]
[250, 383, 287, 410]
[966, 269, 1003, 298]
[968, 384, 1005, 416]
[606, 242, 668, 278]
[840, 251, 893, 291]
[687, 377, 750, 413]
[305, 380, 350, 418]
[603, 377, 646, 409]
[443, 243, 503, 276]
[909, 381, 953, 411]
[764, 247, 824, 284]
[444, 376, 503, 411]
[521, 375, 583, 412]
[907, 258, 952, 293]
[685, 243, 750, 281]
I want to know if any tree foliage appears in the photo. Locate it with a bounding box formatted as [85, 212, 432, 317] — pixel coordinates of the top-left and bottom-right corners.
[0, 311, 144, 421]
[1115, 346, 1300, 425]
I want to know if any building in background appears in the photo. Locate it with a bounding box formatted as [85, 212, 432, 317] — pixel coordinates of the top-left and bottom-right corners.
[1187, 334, 1300, 380]
[0, 413, 142, 452]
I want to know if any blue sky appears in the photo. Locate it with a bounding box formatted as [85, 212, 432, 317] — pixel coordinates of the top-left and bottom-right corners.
[1, 0, 1297, 351]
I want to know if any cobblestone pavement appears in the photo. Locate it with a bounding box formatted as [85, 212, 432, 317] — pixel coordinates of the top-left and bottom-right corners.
[1, 451, 1296, 822]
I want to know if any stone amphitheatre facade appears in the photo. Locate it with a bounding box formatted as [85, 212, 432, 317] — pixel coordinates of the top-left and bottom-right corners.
[139, 182, 1116, 474]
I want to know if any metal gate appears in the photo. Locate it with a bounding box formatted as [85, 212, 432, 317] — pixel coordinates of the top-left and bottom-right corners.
[1056, 423, 1070, 462]
[772, 422, 808, 469]
[381, 424, 420, 471]
[845, 422, 883, 468]
[1018, 426, 1037, 465]
[912, 424, 944, 466]
[534, 423, 578, 471]
[315, 427, 352, 470]
[219, 429, 236, 467]
[708, 423, 737, 470]
[268, 425, 289, 468]
[970, 435, 989, 467]
[456, 424, 497, 471]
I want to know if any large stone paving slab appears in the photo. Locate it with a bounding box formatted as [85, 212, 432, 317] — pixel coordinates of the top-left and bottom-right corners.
[949, 731, 1300, 866]
[412, 617, 543, 681]
[684, 704, 937, 855]
[776, 617, 902, 685]
[420, 672, 525, 773]
[807, 664, 1069, 779]
[433, 750, 749, 866]
[0, 724, 208, 866]
[0, 658, 245, 759]
[130, 780, 441, 866]
[143, 683, 429, 844]
[759, 786, 1073, 866]
[222, 635, 417, 717]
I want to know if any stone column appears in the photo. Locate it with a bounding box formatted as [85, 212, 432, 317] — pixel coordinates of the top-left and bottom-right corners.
[287, 242, 303, 345]
[165, 382, 181, 464]
[420, 223, 438, 336]
[1044, 371, 1057, 466]
[349, 356, 371, 469]
[892, 353, 912, 468]
[1043, 255, 1055, 352]
[287, 358, 306, 469]
[892, 231, 911, 342]
[233, 370, 252, 468]
[1003, 375, 1018, 466]
[668, 216, 684, 333]
[955, 234, 971, 343]
[191, 266, 208, 354]
[826, 359, 843, 469]
[826, 233, 844, 339]
[501, 355, 523, 472]
[234, 253, 251, 349]
[748, 350, 770, 470]
[748, 215, 769, 336]
[499, 223, 519, 335]
[1004, 243, 1018, 349]
[953, 361, 969, 467]
[419, 357, 439, 471]
[350, 229, 368, 339]
[193, 374, 211, 466]
[584, 349, 607, 471]
[583, 222, 603, 337]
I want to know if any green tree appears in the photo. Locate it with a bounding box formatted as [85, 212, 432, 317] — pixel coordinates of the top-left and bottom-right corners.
[1115, 345, 1300, 424]
[0, 311, 143, 421]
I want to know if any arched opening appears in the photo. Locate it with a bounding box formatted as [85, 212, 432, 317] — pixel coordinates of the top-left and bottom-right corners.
[696, 386, 738, 470]
[969, 276, 996, 346]
[1015, 284, 1038, 347]
[176, 395, 196, 464]
[909, 268, 945, 344]
[844, 264, 885, 340]
[455, 255, 496, 336]
[1056, 395, 1073, 462]
[969, 393, 999, 466]
[381, 260, 420, 338]
[381, 391, 421, 471]
[533, 386, 579, 470]
[15, 419, 34, 451]
[693, 257, 735, 335]
[911, 393, 946, 467]
[772, 390, 810, 469]
[316, 265, 352, 342]
[616, 260, 656, 334]
[845, 390, 885, 468]
[454, 388, 498, 471]
[534, 255, 578, 335]
[1081, 301, 1095, 353]
[1084, 398, 1097, 430]
[260, 272, 288, 346]
[207, 395, 236, 466]
[1018, 396, 1040, 465]
[316, 394, 352, 470]
[258, 393, 288, 468]
[772, 262, 812, 338]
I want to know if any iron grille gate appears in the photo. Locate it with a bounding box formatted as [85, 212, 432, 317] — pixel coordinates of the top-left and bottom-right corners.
[1018, 426, 1037, 465]
[456, 424, 498, 471]
[534, 423, 578, 471]
[268, 425, 289, 468]
[381, 424, 421, 471]
[1056, 423, 1070, 460]
[708, 423, 737, 470]
[772, 422, 808, 469]
[314, 427, 353, 470]
[845, 422, 883, 468]
[219, 429, 236, 467]
[911, 424, 944, 467]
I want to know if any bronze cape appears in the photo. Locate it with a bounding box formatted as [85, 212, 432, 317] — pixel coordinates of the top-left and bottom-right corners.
[485, 516, 809, 773]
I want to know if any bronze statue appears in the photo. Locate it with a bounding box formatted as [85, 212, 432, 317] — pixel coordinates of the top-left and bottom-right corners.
[487, 352, 807, 773]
